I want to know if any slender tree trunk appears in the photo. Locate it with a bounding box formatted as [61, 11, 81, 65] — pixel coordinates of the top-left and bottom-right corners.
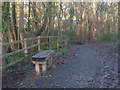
[19, 2, 24, 48]
[28, 2, 31, 31]
[35, 3, 49, 36]
[12, 2, 17, 40]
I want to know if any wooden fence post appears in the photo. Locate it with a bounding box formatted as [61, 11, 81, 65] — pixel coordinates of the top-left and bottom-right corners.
[66, 36, 68, 47]
[0, 44, 6, 73]
[0, 43, 4, 90]
[38, 36, 41, 51]
[49, 37, 50, 49]
[57, 36, 59, 49]
[0, 1, 3, 70]
[63, 36, 68, 47]
[65, 37, 67, 47]
[59, 36, 61, 48]
[24, 38, 28, 56]
[0, 2, 5, 86]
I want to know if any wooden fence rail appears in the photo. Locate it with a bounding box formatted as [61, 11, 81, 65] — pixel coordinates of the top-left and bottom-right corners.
[0, 36, 68, 71]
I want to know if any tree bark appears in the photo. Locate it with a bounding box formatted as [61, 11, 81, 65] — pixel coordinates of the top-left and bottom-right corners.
[28, 2, 31, 31]
[12, 2, 18, 40]
[19, 2, 24, 48]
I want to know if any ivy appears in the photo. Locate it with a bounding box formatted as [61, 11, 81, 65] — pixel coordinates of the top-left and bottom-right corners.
[2, 2, 11, 32]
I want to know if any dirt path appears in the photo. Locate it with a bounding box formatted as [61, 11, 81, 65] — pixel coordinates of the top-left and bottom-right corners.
[2, 42, 118, 88]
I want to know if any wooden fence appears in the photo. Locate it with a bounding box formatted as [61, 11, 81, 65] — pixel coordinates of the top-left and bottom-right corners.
[0, 36, 68, 71]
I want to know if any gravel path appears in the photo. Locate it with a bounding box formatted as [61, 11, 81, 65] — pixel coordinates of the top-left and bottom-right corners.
[32, 45, 102, 88]
[2, 42, 118, 88]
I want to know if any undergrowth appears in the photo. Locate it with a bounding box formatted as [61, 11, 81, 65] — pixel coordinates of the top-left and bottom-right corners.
[4, 41, 66, 72]
[66, 30, 78, 44]
[93, 32, 119, 49]
[95, 32, 118, 42]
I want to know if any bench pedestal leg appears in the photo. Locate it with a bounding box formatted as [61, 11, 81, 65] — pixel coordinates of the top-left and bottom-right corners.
[49, 57, 52, 67]
[42, 63, 46, 72]
[35, 64, 40, 75]
[42, 62, 47, 76]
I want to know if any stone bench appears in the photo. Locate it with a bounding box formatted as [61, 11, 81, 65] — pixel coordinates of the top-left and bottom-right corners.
[32, 50, 54, 75]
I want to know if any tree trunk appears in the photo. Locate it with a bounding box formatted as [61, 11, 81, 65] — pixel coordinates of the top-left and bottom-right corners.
[12, 2, 18, 40]
[28, 2, 31, 31]
[35, 3, 49, 36]
[19, 2, 24, 48]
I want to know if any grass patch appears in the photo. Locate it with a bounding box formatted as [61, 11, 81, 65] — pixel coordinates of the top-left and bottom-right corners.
[55, 50, 67, 57]
[19, 64, 32, 70]
[95, 32, 118, 42]
[92, 32, 119, 49]
[6, 52, 24, 64]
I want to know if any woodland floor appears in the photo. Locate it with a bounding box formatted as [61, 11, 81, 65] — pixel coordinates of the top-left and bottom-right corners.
[2, 42, 119, 88]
